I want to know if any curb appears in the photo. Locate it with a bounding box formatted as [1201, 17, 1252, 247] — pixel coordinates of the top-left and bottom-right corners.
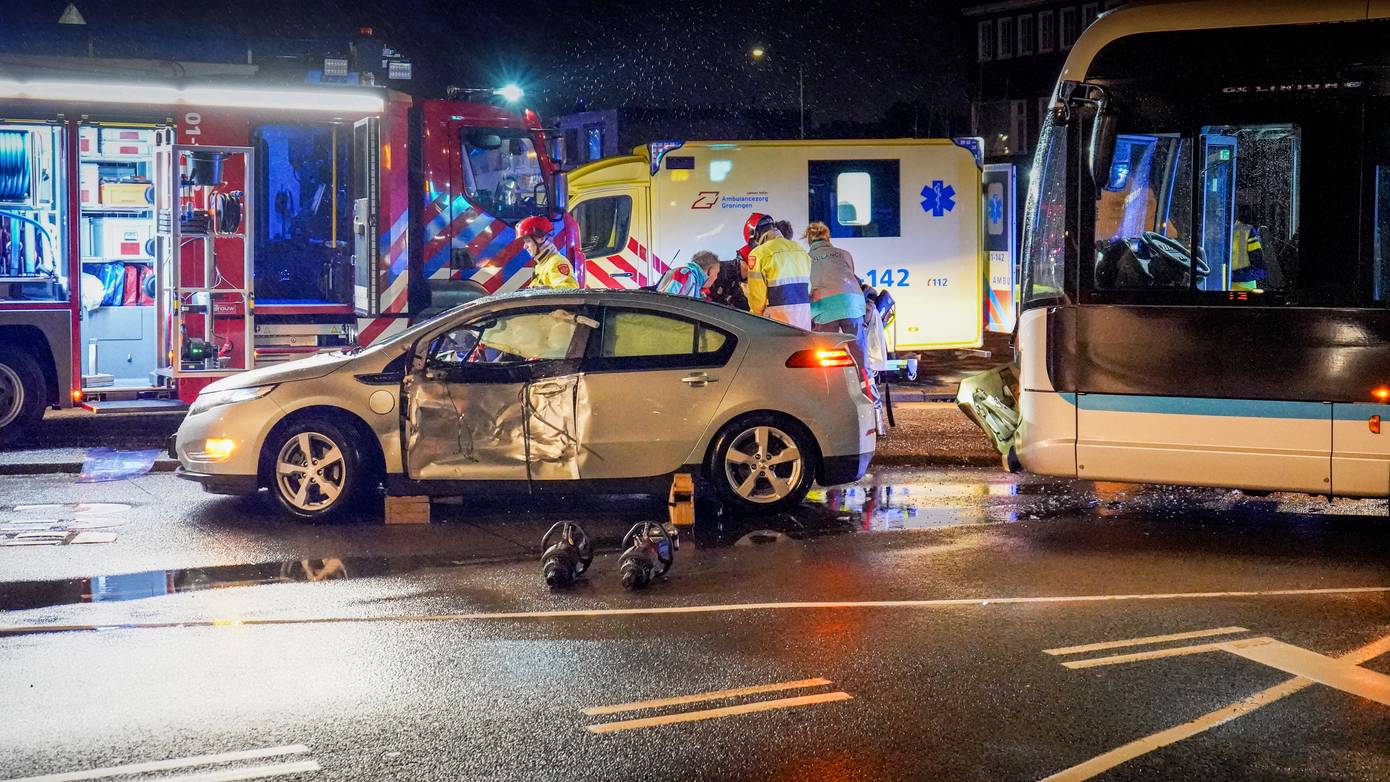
[0, 459, 180, 476]
[871, 452, 1002, 469]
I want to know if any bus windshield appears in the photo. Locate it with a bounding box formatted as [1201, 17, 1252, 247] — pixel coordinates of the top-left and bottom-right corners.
[460, 128, 552, 223]
[1020, 109, 1068, 307]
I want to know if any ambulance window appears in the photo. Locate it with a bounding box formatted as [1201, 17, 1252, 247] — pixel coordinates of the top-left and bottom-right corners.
[808, 159, 900, 238]
[460, 128, 549, 222]
[573, 196, 632, 258]
[836, 172, 872, 225]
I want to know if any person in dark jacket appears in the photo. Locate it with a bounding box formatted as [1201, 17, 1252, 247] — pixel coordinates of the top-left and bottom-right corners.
[706, 259, 750, 310]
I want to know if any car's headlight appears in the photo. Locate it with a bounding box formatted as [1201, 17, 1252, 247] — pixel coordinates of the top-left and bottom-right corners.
[189, 385, 277, 416]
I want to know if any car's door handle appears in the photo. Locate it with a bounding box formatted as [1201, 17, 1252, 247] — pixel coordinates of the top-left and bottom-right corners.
[681, 372, 718, 386]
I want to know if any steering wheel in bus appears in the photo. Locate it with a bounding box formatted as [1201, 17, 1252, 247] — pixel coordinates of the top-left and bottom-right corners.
[1140, 231, 1210, 278]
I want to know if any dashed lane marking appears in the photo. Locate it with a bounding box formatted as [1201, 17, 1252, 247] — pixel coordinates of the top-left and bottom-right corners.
[586, 691, 853, 734]
[1043, 626, 1249, 656]
[0, 744, 315, 782]
[583, 677, 833, 717]
[3, 585, 1388, 636]
[1041, 632, 1390, 781]
[1061, 640, 1237, 669]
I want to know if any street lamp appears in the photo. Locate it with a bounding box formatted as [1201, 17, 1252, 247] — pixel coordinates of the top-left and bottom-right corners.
[749, 46, 804, 139]
[495, 84, 524, 103]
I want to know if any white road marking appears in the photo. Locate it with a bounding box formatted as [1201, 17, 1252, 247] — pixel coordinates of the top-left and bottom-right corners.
[1041, 633, 1390, 781]
[1044, 626, 1249, 656]
[1061, 640, 1238, 669]
[586, 691, 852, 734]
[3, 585, 1388, 636]
[143, 761, 320, 782]
[0, 745, 311, 782]
[1222, 637, 1390, 707]
[583, 677, 833, 716]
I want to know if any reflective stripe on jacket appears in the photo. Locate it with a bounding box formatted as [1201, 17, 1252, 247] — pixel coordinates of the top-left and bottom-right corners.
[747, 235, 812, 329]
[807, 239, 867, 324]
[531, 248, 579, 289]
[1230, 222, 1265, 288]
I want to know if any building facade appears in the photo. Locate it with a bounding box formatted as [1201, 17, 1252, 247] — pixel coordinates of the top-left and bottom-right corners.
[963, 0, 1128, 169]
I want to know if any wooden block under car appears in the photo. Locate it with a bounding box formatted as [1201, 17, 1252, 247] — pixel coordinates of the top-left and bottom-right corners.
[385, 495, 431, 525]
[668, 473, 695, 528]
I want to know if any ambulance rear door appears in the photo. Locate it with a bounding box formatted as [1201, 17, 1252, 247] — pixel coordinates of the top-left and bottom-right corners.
[855, 141, 982, 351]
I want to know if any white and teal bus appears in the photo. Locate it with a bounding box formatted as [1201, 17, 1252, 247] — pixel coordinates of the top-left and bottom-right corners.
[961, 0, 1390, 498]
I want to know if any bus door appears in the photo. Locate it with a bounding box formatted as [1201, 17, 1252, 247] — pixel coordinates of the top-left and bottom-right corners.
[1198, 134, 1237, 290]
[571, 186, 645, 289]
[157, 140, 255, 382]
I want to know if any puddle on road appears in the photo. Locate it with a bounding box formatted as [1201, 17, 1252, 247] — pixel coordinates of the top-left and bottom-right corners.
[6, 469, 1383, 612]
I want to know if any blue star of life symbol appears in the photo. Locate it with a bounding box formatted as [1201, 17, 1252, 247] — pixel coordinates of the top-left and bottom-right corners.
[987, 192, 1004, 224]
[920, 180, 956, 217]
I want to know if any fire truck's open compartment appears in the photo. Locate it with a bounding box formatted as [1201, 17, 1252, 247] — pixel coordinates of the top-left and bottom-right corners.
[165, 145, 254, 375]
[76, 123, 162, 391]
[252, 123, 351, 307]
[0, 122, 67, 305]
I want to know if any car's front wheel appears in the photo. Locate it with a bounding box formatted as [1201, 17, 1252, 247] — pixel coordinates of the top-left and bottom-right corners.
[708, 414, 817, 514]
[267, 419, 362, 523]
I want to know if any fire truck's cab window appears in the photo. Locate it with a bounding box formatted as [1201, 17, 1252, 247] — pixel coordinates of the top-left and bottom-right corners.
[252, 123, 352, 304]
[461, 129, 550, 222]
[0, 123, 67, 303]
[573, 196, 632, 258]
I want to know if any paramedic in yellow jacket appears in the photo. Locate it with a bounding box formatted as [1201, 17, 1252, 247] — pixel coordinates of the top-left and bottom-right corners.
[743, 213, 812, 329]
[1230, 216, 1266, 291]
[519, 216, 578, 289]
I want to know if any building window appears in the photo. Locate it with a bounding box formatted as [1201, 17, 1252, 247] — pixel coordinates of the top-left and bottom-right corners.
[585, 125, 604, 162]
[1104, 0, 1123, 9]
[1018, 14, 1035, 57]
[997, 16, 1015, 59]
[979, 100, 1029, 157]
[1083, 3, 1100, 27]
[1038, 10, 1055, 53]
[978, 20, 993, 62]
[808, 159, 901, 238]
[1060, 7, 1079, 49]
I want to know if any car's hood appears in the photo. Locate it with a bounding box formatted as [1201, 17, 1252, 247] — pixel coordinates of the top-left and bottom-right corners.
[199, 350, 366, 393]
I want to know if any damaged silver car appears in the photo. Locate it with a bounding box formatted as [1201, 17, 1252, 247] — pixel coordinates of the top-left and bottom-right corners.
[173, 290, 878, 521]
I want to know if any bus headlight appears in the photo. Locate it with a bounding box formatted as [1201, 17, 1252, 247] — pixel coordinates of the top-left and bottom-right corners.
[189, 385, 276, 416]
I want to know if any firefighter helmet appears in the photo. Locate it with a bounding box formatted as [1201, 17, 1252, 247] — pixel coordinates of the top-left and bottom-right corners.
[517, 215, 554, 238]
[743, 212, 774, 244]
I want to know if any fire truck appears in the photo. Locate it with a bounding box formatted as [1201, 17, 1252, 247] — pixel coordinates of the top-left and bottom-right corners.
[0, 71, 571, 443]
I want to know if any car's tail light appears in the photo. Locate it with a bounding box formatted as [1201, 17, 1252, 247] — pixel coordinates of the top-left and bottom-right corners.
[786, 348, 855, 368]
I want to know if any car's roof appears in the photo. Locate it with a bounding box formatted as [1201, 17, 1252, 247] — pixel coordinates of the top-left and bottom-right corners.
[469, 289, 807, 335]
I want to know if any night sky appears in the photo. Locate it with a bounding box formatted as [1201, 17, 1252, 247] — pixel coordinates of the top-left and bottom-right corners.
[7, 1, 967, 132]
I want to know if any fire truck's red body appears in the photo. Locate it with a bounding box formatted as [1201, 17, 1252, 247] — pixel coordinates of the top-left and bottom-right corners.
[0, 73, 571, 439]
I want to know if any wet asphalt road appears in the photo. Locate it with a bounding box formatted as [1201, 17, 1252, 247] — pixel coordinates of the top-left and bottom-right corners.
[0, 468, 1387, 781]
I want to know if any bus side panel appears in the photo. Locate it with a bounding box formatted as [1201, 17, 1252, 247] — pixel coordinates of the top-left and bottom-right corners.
[1076, 397, 1331, 494]
[1331, 403, 1390, 498]
[1017, 390, 1077, 477]
[890, 146, 983, 351]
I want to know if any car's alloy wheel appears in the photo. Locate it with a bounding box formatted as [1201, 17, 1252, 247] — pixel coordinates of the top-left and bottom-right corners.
[275, 431, 350, 514]
[721, 424, 806, 506]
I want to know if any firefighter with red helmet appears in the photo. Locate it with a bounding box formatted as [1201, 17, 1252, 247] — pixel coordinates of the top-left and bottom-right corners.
[518, 216, 578, 289]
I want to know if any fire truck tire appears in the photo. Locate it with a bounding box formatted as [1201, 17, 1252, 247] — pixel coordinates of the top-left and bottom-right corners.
[0, 347, 46, 447]
[265, 418, 364, 523]
[706, 412, 817, 515]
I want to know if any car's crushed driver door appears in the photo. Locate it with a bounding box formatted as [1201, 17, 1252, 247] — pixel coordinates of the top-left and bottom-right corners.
[403, 306, 596, 483]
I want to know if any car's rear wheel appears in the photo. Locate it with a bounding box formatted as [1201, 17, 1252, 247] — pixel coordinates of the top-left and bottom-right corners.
[0, 347, 46, 447]
[708, 414, 817, 514]
[267, 419, 362, 523]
